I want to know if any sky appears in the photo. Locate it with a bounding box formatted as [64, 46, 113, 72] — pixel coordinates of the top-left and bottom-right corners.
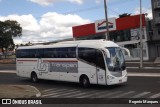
[0, 0, 152, 44]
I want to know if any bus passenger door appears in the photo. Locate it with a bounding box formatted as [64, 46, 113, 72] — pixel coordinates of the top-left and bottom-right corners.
[96, 50, 106, 85]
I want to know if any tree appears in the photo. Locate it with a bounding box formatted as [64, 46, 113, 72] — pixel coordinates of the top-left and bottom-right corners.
[0, 20, 22, 54]
[16, 42, 33, 47]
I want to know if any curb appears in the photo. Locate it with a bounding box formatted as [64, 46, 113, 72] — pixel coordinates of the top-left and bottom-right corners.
[126, 62, 155, 64]
[0, 85, 41, 98]
[27, 85, 41, 98]
[0, 70, 16, 73]
[127, 67, 160, 69]
[127, 68, 160, 73]
[128, 72, 160, 77]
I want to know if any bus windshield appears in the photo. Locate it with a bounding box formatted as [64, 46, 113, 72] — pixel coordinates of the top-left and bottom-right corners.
[105, 47, 126, 72]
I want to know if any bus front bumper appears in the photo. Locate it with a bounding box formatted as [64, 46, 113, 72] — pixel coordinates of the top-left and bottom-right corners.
[106, 73, 128, 85]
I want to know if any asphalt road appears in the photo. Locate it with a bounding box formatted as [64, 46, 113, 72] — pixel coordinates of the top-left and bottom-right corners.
[1, 63, 160, 73]
[0, 64, 160, 97]
[0, 72, 160, 107]
[0, 72, 160, 98]
[0, 64, 160, 106]
[0, 64, 16, 70]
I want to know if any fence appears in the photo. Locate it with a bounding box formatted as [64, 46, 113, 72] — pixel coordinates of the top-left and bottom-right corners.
[0, 55, 16, 64]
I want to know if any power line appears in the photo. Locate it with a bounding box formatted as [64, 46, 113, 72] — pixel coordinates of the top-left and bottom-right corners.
[108, 8, 120, 15]
[39, 5, 121, 19]
[62, 5, 103, 15]
[60, 0, 134, 15]
[29, 0, 137, 19]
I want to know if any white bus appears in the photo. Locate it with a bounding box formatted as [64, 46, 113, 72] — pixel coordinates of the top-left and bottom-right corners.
[16, 40, 130, 87]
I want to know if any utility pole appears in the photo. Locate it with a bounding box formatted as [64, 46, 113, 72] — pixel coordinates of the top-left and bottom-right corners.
[104, 0, 110, 40]
[140, 0, 143, 68]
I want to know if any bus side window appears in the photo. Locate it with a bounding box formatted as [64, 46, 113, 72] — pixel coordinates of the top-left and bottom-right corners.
[19, 49, 28, 58]
[54, 47, 76, 58]
[29, 49, 37, 58]
[44, 48, 53, 58]
[68, 47, 76, 58]
[96, 50, 105, 70]
[55, 48, 63, 58]
[78, 47, 96, 66]
[16, 50, 21, 58]
[37, 49, 44, 58]
[60, 48, 68, 58]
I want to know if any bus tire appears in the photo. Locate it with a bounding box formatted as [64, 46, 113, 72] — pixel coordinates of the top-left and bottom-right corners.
[31, 72, 38, 83]
[80, 76, 90, 88]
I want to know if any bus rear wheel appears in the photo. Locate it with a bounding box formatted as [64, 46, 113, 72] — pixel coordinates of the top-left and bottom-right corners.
[80, 76, 90, 88]
[31, 72, 38, 83]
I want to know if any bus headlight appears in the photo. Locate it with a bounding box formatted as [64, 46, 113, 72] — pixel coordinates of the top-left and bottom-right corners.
[107, 75, 115, 80]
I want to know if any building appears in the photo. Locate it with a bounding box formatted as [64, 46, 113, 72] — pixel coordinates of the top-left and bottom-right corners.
[148, 0, 160, 59]
[72, 14, 149, 61]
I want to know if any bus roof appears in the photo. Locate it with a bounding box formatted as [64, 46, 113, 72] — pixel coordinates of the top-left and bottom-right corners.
[17, 39, 119, 50]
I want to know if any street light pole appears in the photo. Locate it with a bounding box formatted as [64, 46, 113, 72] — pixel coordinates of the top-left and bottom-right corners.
[104, 0, 110, 40]
[140, 0, 143, 68]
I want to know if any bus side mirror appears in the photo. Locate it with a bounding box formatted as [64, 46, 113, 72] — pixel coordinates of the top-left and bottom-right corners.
[121, 47, 131, 57]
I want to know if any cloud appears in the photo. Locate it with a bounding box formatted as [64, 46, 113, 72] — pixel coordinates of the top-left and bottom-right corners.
[0, 13, 90, 44]
[28, 0, 85, 6]
[134, 7, 153, 19]
[95, 0, 101, 4]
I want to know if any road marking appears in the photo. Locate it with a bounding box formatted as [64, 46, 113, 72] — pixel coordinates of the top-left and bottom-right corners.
[0, 70, 16, 73]
[42, 89, 160, 99]
[60, 90, 99, 98]
[110, 91, 135, 98]
[75, 90, 104, 98]
[127, 67, 160, 69]
[97, 91, 122, 98]
[50, 90, 82, 98]
[74, 90, 101, 98]
[42, 89, 75, 96]
[42, 92, 60, 97]
[43, 88, 70, 93]
[42, 88, 71, 96]
[131, 92, 150, 98]
[77, 90, 110, 98]
[65, 92, 87, 98]
[42, 89, 79, 97]
[42, 88, 59, 93]
[128, 73, 160, 77]
[149, 93, 160, 98]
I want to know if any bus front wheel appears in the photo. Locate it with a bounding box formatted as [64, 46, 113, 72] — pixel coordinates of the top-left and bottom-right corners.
[80, 76, 90, 88]
[31, 72, 38, 83]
